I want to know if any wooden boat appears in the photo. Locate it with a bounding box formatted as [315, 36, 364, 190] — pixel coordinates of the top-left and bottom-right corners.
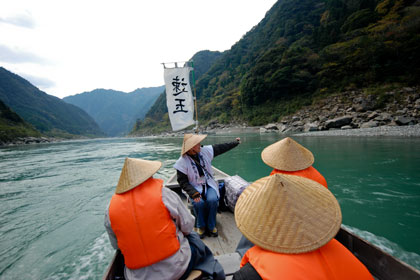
[103, 167, 420, 280]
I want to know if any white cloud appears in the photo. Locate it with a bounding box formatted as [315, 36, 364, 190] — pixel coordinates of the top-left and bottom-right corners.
[0, 0, 277, 98]
[0, 44, 48, 64]
[0, 8, 35, 29]
[0, 13, 35, 28]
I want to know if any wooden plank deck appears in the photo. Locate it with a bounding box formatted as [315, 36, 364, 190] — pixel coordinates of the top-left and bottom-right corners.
[166, 166, 243, 278]
[215, 253, 241, 279]
[175, 188, 242, 256]
[165, 166, 243, 256]
[199, 211, 242, 256]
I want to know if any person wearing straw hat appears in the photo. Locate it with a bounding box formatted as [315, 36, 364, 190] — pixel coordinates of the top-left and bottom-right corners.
[232, 173, 374, 280]
[262, 137, 328, 188]
[174, 133, 241, 238]
[104, 157, 225, 280]
[235, 137, 329, 258]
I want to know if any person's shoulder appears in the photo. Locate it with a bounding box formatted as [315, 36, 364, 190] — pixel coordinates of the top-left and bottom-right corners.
[162, 186, 175, 196]
[201, 145, 214, 156]
[162, 186, 183, 206]
[174, 155, 189, 171]
[202, 145, 213, 152]
[174, 154, 188, 164]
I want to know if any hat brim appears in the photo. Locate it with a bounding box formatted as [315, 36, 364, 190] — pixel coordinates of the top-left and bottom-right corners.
[261, 137, 314, 171]
[115, 158, 162, 194]
[235, 174, 341, 254]
[182, 134, 207, 155]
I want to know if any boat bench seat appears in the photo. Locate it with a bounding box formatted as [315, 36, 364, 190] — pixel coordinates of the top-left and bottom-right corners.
[215, 252, 241, 279]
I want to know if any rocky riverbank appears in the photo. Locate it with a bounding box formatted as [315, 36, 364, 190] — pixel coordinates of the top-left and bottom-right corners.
[129, 86, 420, 138]
[257, 86, 420, 135]
[0, 136, 56, 147]
[297, 124, 420, 137]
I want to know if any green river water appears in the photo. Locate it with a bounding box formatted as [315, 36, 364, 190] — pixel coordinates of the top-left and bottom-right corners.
[0, 133, 419, 279]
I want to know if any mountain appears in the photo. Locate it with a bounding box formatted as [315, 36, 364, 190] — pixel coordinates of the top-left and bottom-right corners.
[197, 0, 420, 125]
[131, 50, 224, 134]
[132, 0, 420, 133]
[0, 99, 41, 143]
[63, 86, 164, 136]
[0, 67, 104, 138]
[190, 50, 225, 81]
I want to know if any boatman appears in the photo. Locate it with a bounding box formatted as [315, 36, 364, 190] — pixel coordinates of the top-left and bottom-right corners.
[104, 157, 225, 280]
[262, 137, 328, 188]
[174, 133, 240, 238]
[232, 173, 374, 280]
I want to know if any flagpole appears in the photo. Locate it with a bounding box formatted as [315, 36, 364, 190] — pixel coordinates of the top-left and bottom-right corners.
[190, 60, 199, 133]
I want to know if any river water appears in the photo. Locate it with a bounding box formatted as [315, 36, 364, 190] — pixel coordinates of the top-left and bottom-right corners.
[1, 134, 419, 279]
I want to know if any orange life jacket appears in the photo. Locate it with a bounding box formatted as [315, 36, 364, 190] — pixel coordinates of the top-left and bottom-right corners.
[109, 177, 180, 269]
[270, 166, 328, 188]
[241, 239, 374, 280]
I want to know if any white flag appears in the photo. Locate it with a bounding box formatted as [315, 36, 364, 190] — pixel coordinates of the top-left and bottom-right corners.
[164, 67, 195, 131]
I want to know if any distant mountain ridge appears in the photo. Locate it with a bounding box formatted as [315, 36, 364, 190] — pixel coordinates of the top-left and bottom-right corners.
[64, 86, 164, 136]
[0, 67, 104, 138]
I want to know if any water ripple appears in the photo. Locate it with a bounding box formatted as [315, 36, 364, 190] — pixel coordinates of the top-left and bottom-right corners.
[1, 136, 420, 278]
[343, 224, 420, 270]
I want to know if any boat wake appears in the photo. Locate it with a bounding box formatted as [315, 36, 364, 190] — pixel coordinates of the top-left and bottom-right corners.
[48, 232, 114, 280]
[342, 224, 420, 270]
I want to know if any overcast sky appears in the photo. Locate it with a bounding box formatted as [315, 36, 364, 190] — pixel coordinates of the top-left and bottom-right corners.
[1, 0, 277, 99]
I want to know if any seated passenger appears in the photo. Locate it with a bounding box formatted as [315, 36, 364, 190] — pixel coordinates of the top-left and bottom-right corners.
[104, 157, 225, 280]
[236, 137, 329, 256]
[262, 137, 328, 188]
[233, 173, 374, 280]
[175, 133, 240, 238]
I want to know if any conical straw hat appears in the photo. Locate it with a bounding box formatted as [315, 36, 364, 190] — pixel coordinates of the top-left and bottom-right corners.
[181, 133, 207, 155]
[115, 158, 162, 194]
[235, 173, 342, 254]
[261, 137, 314, 171]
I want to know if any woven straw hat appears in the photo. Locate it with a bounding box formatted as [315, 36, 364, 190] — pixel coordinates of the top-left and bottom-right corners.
[115, 158, 162, 194]
[235, 173, 342, 254]
[261, 137, 314, 171]
[181, 133, 207, 155]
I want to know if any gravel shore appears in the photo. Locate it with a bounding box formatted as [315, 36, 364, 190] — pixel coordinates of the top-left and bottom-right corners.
[296, 124, 420, 137]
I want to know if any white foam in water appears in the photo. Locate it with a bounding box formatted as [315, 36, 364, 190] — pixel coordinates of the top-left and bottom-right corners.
[342, 224, 420, 270]
[49, 232, 115, 280]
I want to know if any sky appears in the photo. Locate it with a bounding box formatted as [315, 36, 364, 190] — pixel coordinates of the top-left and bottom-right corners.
[0, 0, 277, 99]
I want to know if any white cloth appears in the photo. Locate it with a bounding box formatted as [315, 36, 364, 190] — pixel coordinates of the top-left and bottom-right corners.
[104, 186, 195, 280]
[173, 145, 220, 198]
[164, 67, 195, 131]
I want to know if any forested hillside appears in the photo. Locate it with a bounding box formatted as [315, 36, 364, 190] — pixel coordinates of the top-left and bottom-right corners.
[0, 67, 104, 138]
[132, 0, 420, 134]
[0, 100, 41, 143]
[64, 86, 163, 136]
